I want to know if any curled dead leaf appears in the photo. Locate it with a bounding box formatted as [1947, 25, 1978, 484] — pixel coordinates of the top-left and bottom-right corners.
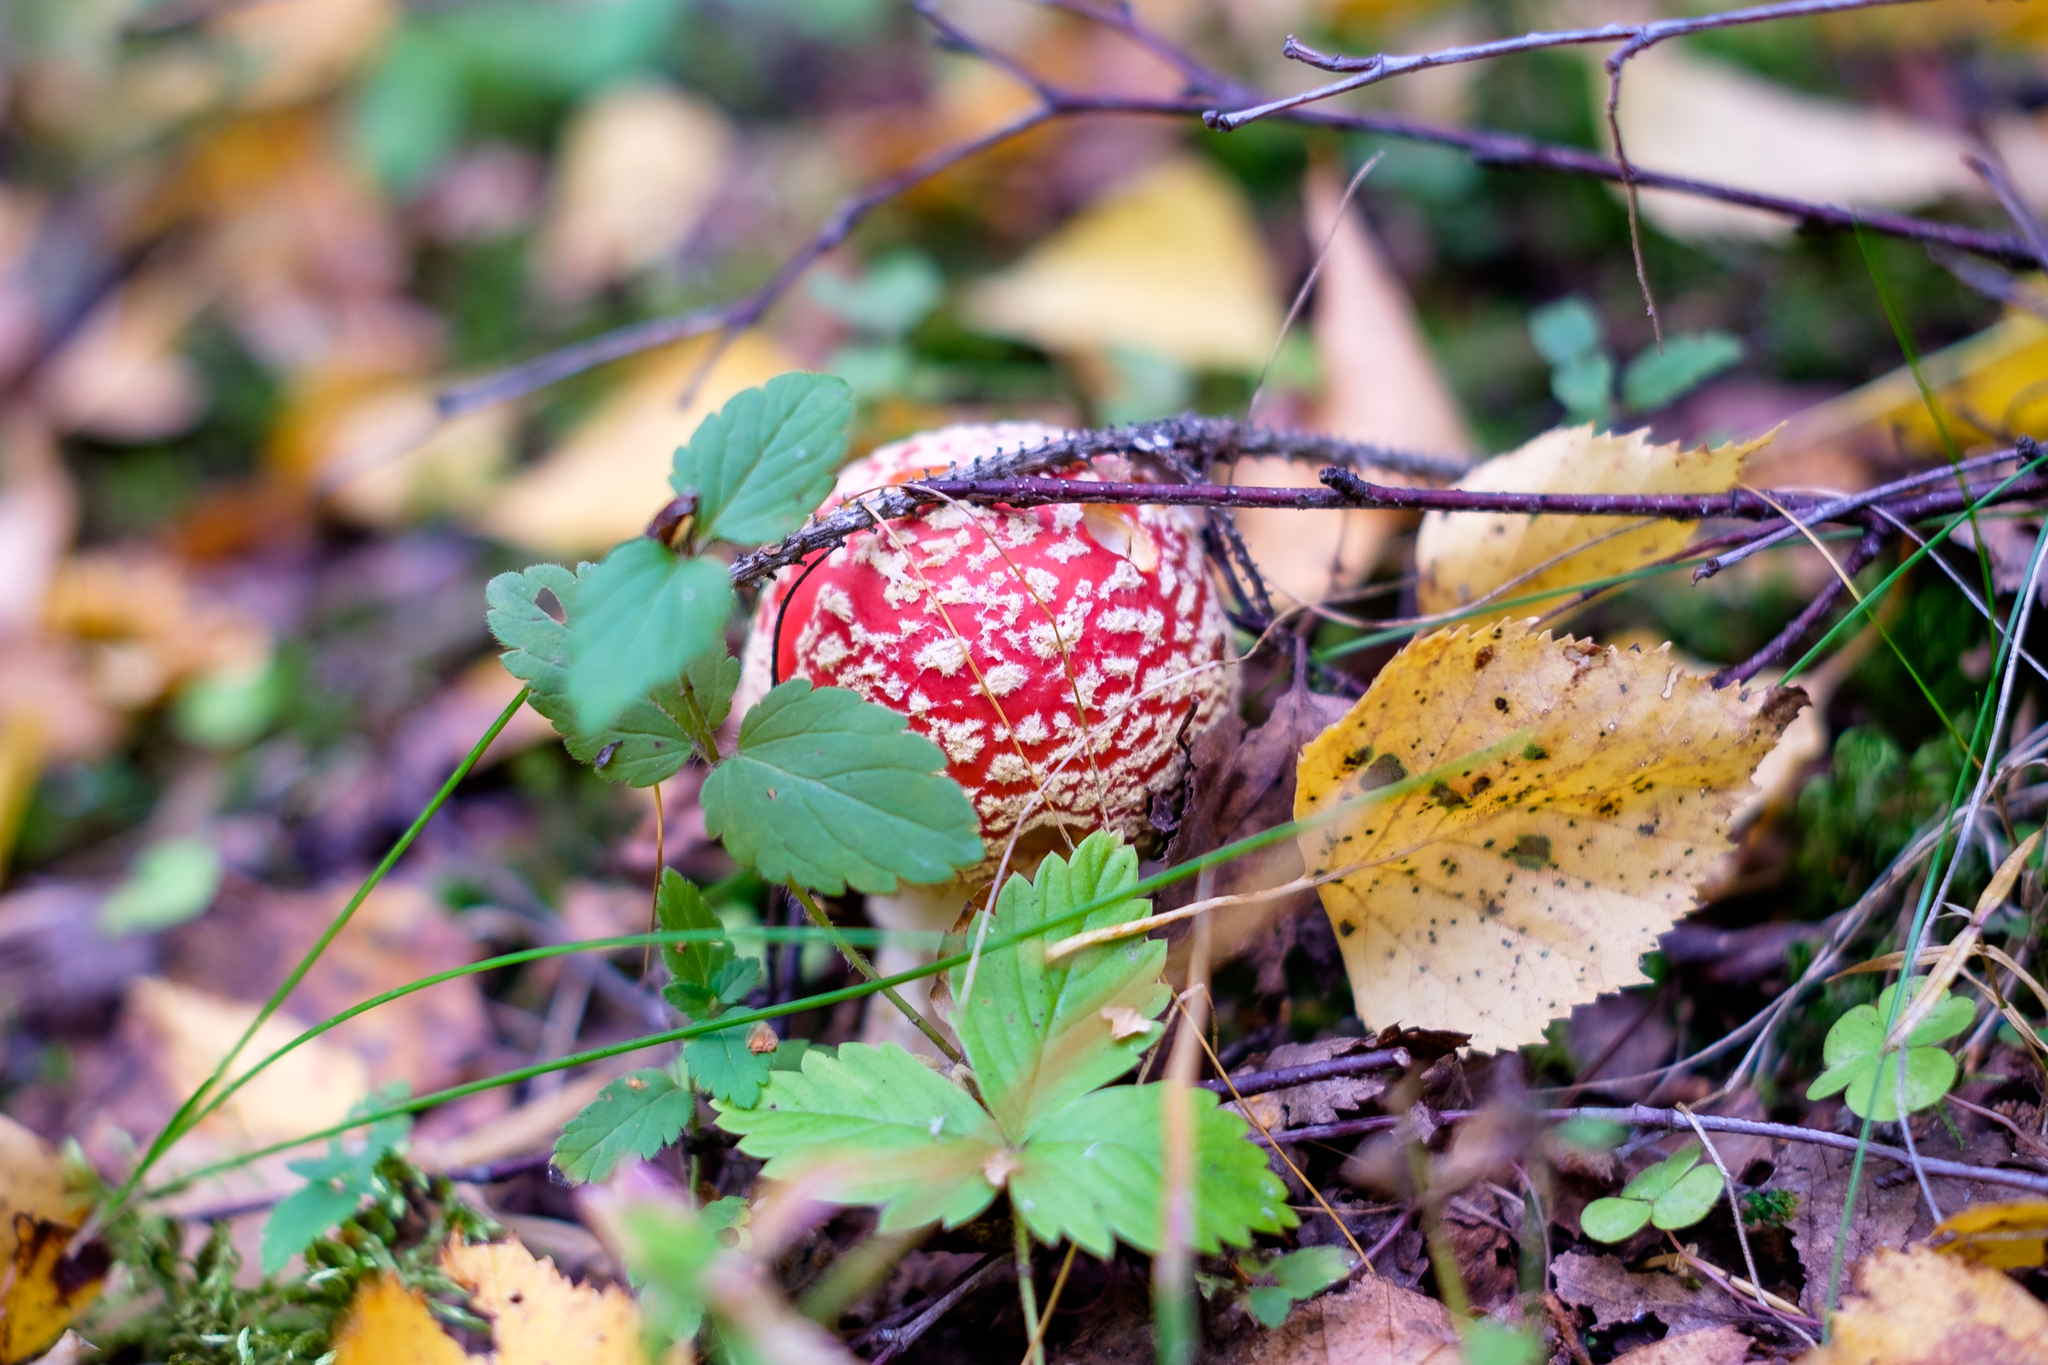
[1294, 618, 1802, 1051]
[0, 1217, 109, 1365]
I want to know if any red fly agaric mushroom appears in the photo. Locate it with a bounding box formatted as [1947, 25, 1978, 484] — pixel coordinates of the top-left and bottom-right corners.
[733, 421, 1236, 1044]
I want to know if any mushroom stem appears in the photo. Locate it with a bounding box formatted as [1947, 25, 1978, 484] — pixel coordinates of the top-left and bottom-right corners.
[787, 883, 962, 1062]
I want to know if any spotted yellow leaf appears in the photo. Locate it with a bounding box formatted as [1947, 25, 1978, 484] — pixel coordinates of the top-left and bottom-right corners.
[1415, 425, 1772, 616]
[1294, 618, 1803, 1052]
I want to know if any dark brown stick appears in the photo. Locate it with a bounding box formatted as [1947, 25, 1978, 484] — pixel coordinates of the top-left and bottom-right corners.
[1199, 1048, 1412, 1099]
[1715, 521, 1888, 686]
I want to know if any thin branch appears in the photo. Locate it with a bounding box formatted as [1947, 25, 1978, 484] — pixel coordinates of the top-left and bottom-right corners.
[1198, 1048, 1411, 1099]
[1208, 0, 1934, 130]
[1715, 520, 1885, 686]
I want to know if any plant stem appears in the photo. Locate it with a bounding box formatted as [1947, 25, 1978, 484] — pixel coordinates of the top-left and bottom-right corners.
[1015, 1209, 1044, 1365]
[786, 882, 964, 1064]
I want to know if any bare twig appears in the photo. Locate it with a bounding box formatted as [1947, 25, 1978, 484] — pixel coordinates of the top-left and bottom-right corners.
[1198, 1048, 1411, 1099]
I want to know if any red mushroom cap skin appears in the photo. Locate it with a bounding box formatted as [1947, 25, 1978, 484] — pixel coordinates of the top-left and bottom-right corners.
[735, 422, 1236, 879]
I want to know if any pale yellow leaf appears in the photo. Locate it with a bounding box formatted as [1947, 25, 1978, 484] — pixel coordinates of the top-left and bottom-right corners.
[1927, 1199, 2048, 1271]
[37, 273, 207, 442]
[0, 1216, 106, 1365]
[331, 1274, 469, 1365]
[442, 1240, 647, 1365]
[1294, 618, 1803, 1052]
[1414, 425, 1768, 618]
[0, 1119, 67, 1269]
[306, 381, 515, 527]
[961, 157, 1281, 371]
[534, 81, 734, 306]
[1798, 1245, 2048, 1364]
[212, 0, 397, 108]
[126, 977, 369, 1145]
[481, 330, 796, 555]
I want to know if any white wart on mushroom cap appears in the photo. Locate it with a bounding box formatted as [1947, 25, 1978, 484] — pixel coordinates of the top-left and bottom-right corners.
[735, 421, 1237, 879]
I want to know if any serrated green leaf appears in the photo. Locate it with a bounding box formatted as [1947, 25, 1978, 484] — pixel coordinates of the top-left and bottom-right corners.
[262, 1181, 364, 1277]
[620, 1200, 723, 1349]
[655, 871, 734, 1014]
[485, 564, 698, 787]
[687, 1027, 776, 1108]
[686, 647, 743, 734]
[568, 540, 734, 733]
[1649, 1161, 1725, 1230]
[671, 372, 853, 546]
[1245, 1286, 1296, 1329]
[714, 1042, 1004, 1232]
[1011, 1085, 1293, 1257]
[553, 1069, 696, 1185]
[1619, 1142, 1701, 1203]
[1270, 1245, 1353, 1299]
[260, 1098, 408, 1273]
[701, 681, 981, 895]
[1621, 331, 1744, 413]
[950, 833, 1169, 1137]
[1580, 1196, 1653, 1243]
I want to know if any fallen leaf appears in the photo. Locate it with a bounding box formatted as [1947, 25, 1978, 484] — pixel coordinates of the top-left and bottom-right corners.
[1231, 158, 1474, 607]
[441, 1240, 647, 1365]
[1609, 1324, 1756, 1365]
[36, 271, 207, 442]
[1415, 425, 1769, 617]
[1230, 1271, 1463, 1364]
[0, 1121, 68, 1269]
[40, 550, 272, 713]
[280, 375, 515, 526]
[1229, 1037, 1389, 1132]
[211, 0, 397, 108]
[0, 1217, 109, 1365]
[1927, 1198, 2048, 1269]
[330, 1273, 468, 1365]
[532, 80, 735, 306]
[125, 977, 371, 1145]
[481, 329, 797, 556]
[1606, 44, 1978, 241]
[962, 156, 1281, 373]
[1295, 619, 1801, 1051]
[1550, 1251, 1735, 1337]
[1798, 1245, 2048, 1364]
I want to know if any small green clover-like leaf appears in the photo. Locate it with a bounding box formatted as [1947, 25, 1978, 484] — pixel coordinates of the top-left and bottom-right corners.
[950, 832, 1169, 1137]
[701, 681, 981, 895]
[713, 1042, 1005, 1233]
[1807, 977, 1971, 1120]
[1245, 1245, 1354, 1326]
[552, 1069, 696, 1185]
[686, 1026, 775, 1108]
[1580, 1196, 1654, 1243]
[568, 540, 734, 733]
[670, 372, 853, 546]
[1650, 1162, 1726, 1230]
[1618, 1142, 1702, 1203]
[1009, 1084, 1293, 1257]
[1621, 331, 1744, 413]
[486, 563, 703, 787]
[99, 837, 223, 936]
[1529, 297, 1603, 365]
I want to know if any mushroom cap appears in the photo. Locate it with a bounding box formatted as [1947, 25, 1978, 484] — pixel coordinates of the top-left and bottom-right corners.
[735, 422, 1236, 879]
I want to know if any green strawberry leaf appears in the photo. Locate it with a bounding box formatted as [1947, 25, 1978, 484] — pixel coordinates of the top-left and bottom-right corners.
[1649, 1162, 1725, 1230]
[686, 1026, 776, 1108]
[950, 832, 1169, 1138]
[1620, 331, 1744, 413]
[260, 1096, 409, 1274]
[671, 372, 853, 546]
[552, 1068, 696, 1185]
[1010, 1084, 1293, 1257]
[701, 681, 982, 895]
[1580, 1196, 1653, 1243]
[486, 563, 700, 787]
[262, 1181, 366, 1277]
[685, 647, 743, 735]
[713, 1042, 1004, 1233]
[655, 871, 742, 1020]
[567, 540, 734, 733]
[1246, 1245, 1354, 1324]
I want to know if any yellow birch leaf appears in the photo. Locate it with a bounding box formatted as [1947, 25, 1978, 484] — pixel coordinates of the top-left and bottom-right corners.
[331, 1274, 468, 1365]
[1927, 1199, 2048, 1270]
[0, 1122, 67, 1271]
[442, 1241, 647, 1365]
[1414, 425, 1769, 617]
[1294, 618, 1803, 1052]
[1800, 1246, 2048, 1365]
[0, 1217, 108, 1365]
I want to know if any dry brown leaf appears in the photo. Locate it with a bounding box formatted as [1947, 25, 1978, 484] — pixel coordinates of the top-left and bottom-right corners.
[1229, 1037, 1388, 1131]
[37, 272, 207, 442]
[1231, 1272, 1463, 1364]
[961, 157, 1281, 372]
[1550, 1251, 1735, 1337]
[1416, 425, 1767, 618]
[1231, 158, 1473, 607]
[533, 81, 735, 306]
[1799, 1245, 2048, 1365]
[40, 551, 271, 712]
[442, 1240, 647, 1365]
[125, 977, 369, 1145]
[1294, 618, 1802, 1051]
[481, 329, 796, 555]
[1610, 1325, 1756, 1365]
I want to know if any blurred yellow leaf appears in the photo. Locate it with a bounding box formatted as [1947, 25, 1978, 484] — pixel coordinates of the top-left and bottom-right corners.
[332, 1242, 648, 1365]
[42, 552, 271, 712]
[481, 329, 796, 555]
[273, 373, 513, 526]
[38, 272, 207, 442]
[534, 81, 735, 306]
[0, 1121, 68, 1269]
[1799, 1245, 2048, 1364]
[126, 977, 370, 1145]
[1294, 618, 1802, 1051]
[0, 1216, 107, 1365]
[962, 157, 1281, 372]
[1415, 424, 1768, 617]
[1928, 1199, 2048, 1270]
